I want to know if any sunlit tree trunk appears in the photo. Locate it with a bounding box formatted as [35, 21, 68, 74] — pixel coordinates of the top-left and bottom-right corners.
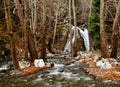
[4, 0, 19, 69]
[30, 0, 37, 49]
[53, 4, 58, 48]
[88, 0, 93, 51]
[89, 0, 92, 24]
[100, 0, 109, 58]
[110, 0, 120, 58]
[33, 0, 37, 49]
[40, 0, 47, 61]
[72, 0, 77, 57]
[69, 0, 72, 54]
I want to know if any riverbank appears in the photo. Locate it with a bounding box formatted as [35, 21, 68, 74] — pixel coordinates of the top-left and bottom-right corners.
[0, 54, 120, 87]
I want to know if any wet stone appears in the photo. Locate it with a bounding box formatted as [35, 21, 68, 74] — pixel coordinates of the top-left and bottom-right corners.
[58, 68, 64, 72]
[64, 61, 71, 65]
[1, 57, 120, 87]
[71, 59, 76, 63]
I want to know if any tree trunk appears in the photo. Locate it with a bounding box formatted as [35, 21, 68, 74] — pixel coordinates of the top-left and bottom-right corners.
[4, 0, 19, 69]
[14, 0, 29, 60]
[48, 37, 55, 54]
[23, 0, 29, 61]
[72, 36, 78, 57]
[40, 0, 47, 61]
[28, 29, 38, 62]
[47, 0, 55, 53]
[100, 0, 109, 58]
[33, 0, 37, 34]
[52, 4, 58, 47]
[88, 0, 93, 51]
[69, 0, 72, 54]
[13, 0, 24, 46]
[110, 0, 120, 58]
[72, 0, 77, 57]
[30, 0, 37, 49]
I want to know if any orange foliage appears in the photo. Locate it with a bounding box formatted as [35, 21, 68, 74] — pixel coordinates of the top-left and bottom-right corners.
[78, 51, 120, 81]
[37, 46, 49, 53]
[18, 65, 47, 75]
[86, 62, 120, 81]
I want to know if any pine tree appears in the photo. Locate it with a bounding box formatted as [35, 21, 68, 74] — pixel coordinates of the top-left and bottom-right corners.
[89, 0, 100, 49]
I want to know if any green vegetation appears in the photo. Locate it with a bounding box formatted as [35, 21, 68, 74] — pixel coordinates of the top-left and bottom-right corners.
[89, 0, 100, 49]
[0, 36, 10, 60]
[0, 0, 20, 60]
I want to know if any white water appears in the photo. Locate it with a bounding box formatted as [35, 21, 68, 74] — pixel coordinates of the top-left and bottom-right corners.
[77, 27, 90, 52]
[48, 63, 80, 80]
[64, 26, 90, 53]
[64, 27, 75, 52]
[49, 63, 64, 75]
[0, 64, 9, 71]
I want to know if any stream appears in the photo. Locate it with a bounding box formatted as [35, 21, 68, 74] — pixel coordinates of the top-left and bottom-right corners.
[0, 56, 120, 87]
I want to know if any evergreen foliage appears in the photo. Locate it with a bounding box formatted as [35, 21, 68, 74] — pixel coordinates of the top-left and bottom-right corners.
[89, 0, 100, 49]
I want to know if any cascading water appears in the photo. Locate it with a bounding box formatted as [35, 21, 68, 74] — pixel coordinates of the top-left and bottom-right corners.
[0, 61, 13, 72]
[64, 27, 75, 52]
[64, 26, 90, 53]
[0, 64, 9, 71]
[77, 27, 90, 52]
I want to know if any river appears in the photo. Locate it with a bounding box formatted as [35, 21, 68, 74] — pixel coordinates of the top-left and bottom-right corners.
[0, 56, 120, 87]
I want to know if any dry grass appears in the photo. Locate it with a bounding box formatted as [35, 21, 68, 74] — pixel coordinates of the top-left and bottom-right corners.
[86, 65, 120, 80]
[18, 65, 48, 75]
[82, 51, 120, 81]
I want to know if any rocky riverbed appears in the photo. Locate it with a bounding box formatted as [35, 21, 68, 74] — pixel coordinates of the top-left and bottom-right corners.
[0, 56, 120, 87]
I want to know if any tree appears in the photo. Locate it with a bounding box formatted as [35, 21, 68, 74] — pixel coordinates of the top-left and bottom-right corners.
[28, 29, 38, 62]
[13, 0, 29, 60]
[40, 0, 47, 61]
[23, 0, 29, 61]
[4, 0, 19, 69]
[69, 0, 72, 54]
[29, 0, 37, 49]
[47, 0, 55, 53]
[13, 0, 24, 44]
[89, 0, 100, 49]
[72, 0, 78, 57]
[100, 0, 109, 58]
[14, 0, 38, 62]
[52, 4, 58, 48]
[110, 0, 120, 58]
[26, 0, 38, 62]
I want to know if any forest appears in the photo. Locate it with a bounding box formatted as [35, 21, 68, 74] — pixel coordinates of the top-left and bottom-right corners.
[0, 0, 120, 87]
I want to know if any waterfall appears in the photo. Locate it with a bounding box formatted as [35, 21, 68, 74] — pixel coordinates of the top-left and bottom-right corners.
[64, 26, 90, 53]
[77, 27, 90, 52]
[64, 27, 75, 52]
